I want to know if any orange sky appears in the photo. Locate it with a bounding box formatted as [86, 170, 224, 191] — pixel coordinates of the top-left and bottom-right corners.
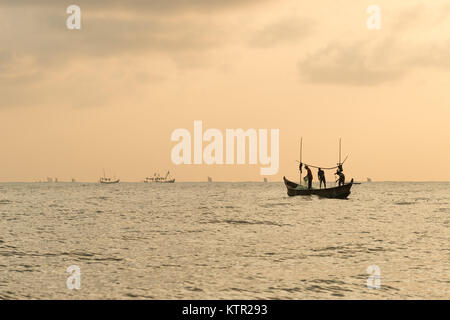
[1, 0, 449, 182]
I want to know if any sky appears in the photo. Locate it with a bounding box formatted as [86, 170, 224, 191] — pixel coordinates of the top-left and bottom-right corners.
[1, 0, 450, 182]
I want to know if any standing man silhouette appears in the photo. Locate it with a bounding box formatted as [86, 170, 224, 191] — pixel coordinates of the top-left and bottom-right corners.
[318, 168, 326, 189]
[305, 165, 313, 190]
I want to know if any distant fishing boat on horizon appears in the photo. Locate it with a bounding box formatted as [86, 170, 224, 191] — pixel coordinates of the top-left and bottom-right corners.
[207, 176, 212, 183]
[100, 169, 120, 184]
[144, 171, 175, 183]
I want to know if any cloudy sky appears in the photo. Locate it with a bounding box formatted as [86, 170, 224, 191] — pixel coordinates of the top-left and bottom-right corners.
[1, 0, 449, 181]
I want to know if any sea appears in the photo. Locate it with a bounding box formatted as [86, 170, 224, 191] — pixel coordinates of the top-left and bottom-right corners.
[0, 181, 449, 299]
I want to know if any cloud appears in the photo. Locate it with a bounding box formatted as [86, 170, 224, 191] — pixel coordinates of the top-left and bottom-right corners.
[249, 17, 312, 48]
[0, 0, 272, 74]
[0, 1, 271, 108]
[391, 4, 425, 32]
[298, 39, 407, 86]
[0, 0, 267, 13]
[1, 9, 225, 63]
[297, 4, 450, 86]
[298, 38, 450, 86]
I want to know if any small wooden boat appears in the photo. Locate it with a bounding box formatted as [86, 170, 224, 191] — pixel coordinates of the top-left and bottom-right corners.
[283, 176, 353, 199]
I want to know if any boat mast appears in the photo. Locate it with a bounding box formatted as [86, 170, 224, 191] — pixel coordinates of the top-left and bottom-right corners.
[300, 137, 303, 184]
[339, 138, 342, 164]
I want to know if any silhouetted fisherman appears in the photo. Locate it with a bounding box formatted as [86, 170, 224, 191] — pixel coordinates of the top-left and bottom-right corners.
[336, 170, 345, 187]
[305, 165, 313, 190]
[318, 168, 326, 189]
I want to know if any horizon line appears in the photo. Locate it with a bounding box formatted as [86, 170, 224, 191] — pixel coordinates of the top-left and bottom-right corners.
[1, 180, 450, 183]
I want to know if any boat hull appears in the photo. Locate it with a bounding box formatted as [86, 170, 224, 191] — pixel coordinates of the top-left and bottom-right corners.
[144, 179, 175, 183]
[156, 179, 175, 183]
[100, 179, 120, 184]
[283, 176, 353, 199]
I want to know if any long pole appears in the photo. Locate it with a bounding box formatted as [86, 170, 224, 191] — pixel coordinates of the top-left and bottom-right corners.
[300, 138, 303, 184]
[339, 138, 342, 164]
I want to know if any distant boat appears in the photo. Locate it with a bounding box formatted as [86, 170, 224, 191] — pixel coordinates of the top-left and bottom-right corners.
[100, 170, 119, 184]
[367, 178, 372, 182]
[263, 178, 268, 183]
[100, 177, 120, 184]
[207, 176, 212, 182]
[72, 178, 76, 183]
[144, 171, 175, 183]
[283, 176, 353, 199]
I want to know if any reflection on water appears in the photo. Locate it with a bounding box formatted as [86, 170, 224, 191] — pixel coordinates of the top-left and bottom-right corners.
[0, 182, 449, 299]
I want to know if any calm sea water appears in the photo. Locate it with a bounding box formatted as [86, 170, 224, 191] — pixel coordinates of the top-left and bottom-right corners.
[0, 181, 449, 299]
